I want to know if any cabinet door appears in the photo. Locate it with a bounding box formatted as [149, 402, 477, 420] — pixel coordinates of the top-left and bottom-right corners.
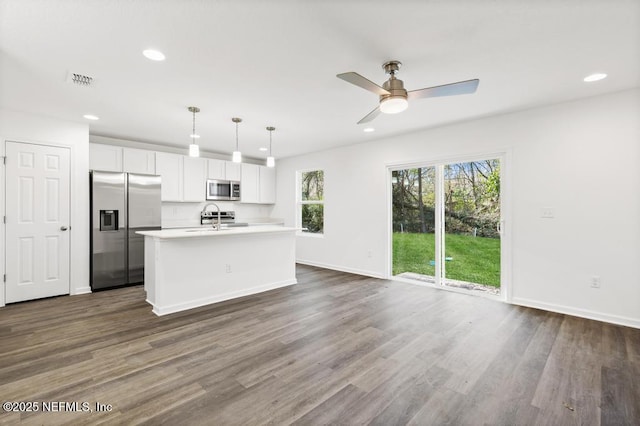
[123, 148, 156, 174]
[155, 152, 183, 201]
[225, 161, 242, 181]
[207, 159, 226, 180]
[259, 166, 276, 204]
[89, 144, 122, 172]
[240, 163, 259, 203]
[183, 157, 207, 202]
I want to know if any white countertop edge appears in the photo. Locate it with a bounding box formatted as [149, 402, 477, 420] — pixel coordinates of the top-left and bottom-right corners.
[137, 225, 300, 239]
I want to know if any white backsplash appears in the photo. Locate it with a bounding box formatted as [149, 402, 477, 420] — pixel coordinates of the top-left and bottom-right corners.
[161, 202, 275, 228]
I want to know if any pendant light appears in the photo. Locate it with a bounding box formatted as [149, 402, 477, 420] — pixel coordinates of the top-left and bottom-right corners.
[231, 117, 242, 163]
[188, 106, 200, 157]
[266, 126, 276, 168]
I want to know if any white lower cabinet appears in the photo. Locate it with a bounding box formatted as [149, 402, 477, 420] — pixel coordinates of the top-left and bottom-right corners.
[241, 164, 276, 204]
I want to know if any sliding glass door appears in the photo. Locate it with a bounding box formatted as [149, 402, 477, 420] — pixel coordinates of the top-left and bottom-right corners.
[392, 157, 502, 296]
[392, 167, 437, 283]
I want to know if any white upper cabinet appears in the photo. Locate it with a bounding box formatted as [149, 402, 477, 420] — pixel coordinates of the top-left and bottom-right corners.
[207, 159, 226, 180]
[208, 159, 242, 181]
[91, 143, 252, 203]
[123, 147, 156, 174]
[183, 157, 207, 202]
[259, 166, 276, 204]
[241, 163, 260, 203]
[155, 152, 183, 202]
[225, 162, 242, 181]
[89, 144, 122, 172]
[241, 164, 276, 204]
[156, 152, 206, 202]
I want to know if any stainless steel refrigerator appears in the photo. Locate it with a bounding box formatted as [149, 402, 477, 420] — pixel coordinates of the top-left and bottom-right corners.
[90, 171, 161, 290]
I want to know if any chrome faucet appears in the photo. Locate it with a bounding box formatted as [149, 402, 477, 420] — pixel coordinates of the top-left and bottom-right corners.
[202, 203, 222, 230]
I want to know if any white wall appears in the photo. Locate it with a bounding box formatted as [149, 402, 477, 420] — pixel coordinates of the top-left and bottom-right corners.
[272, 89, 640, 328]
[0, 108, 91, 304]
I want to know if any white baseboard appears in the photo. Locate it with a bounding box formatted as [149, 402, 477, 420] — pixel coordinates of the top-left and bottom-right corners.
[511, 297, 640, 329]
[296, 259, 385, 279]
[72, 286, 92, 295]
[149, 278, 298, 316]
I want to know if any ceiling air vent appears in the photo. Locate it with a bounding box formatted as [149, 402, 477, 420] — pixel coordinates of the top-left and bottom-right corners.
[66, 71, 94, 87]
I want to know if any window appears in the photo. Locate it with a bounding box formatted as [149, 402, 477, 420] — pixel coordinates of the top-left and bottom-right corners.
[298, 170, 324, 234]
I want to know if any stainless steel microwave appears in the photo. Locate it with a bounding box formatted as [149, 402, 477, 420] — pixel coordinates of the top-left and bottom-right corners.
[206, 179, 241, 201]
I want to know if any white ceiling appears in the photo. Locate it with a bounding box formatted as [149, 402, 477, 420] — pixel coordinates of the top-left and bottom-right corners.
[1, 0, 638, 160]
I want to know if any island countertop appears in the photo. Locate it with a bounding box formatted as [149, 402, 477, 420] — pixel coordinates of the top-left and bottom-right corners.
[137, 225, 297, 239]
[140, 225, 298, 316]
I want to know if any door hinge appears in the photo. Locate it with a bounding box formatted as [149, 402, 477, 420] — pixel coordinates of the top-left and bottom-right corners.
[2, 216, 5, 224]
[3, 274, 5, 283]
[2, 156, 5, 165]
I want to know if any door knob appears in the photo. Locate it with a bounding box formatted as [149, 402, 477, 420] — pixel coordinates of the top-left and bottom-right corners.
[60, 226, 69, 231]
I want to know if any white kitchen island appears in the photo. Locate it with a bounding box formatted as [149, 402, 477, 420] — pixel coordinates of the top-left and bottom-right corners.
[137, 226, 297, 316]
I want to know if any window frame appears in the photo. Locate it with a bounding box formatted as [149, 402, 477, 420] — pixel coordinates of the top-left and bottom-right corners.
[296, 169, 324, 237]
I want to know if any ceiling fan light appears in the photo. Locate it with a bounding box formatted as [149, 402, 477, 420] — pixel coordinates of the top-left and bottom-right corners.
[380, 96, 408, 114]
[232, 151, 242, 163]
[189, 143, 200, 157]
[266, 156, 275, 168]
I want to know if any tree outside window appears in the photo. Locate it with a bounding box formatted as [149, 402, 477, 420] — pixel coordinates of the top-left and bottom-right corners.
[299, 170, 324, 234]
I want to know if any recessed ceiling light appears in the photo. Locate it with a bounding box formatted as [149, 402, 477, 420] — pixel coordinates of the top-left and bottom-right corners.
[363, 127, 375, 133]
[143, 49, 165, 61]
[83, 114, 99, 120]
[259, 147, 268, 152]
[583, 73, 607, 82]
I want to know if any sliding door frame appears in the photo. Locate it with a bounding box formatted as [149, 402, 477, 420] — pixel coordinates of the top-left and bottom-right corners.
[386, 149, 512, 302]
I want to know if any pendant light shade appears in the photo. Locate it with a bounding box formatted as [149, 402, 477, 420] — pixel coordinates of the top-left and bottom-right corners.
[188, 106, 201, 157]
[266, 126, 276, 168]
[232, 117, 242, 163]
[266, 156, 275, 168]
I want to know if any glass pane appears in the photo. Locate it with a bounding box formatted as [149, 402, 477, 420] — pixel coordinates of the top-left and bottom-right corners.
[302, 204, 324, 233]
[392, 167, 436, 283]
[443, 159, 501, 294]
[301, 170, 324, 201]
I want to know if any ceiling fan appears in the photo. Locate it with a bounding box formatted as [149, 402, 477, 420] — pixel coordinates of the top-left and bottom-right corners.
[337, 60, 479, 124]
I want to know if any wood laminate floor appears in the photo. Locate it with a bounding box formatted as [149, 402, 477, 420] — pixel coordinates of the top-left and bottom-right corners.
[1, 265, 639, 425]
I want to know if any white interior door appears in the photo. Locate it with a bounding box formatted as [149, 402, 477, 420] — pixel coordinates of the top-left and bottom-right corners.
[5, 141, 71, 303]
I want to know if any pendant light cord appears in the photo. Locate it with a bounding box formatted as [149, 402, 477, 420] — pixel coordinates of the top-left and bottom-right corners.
[269, 129, 272, 156]
[235, 122, 239, 151]
[192, 110, 196, 136]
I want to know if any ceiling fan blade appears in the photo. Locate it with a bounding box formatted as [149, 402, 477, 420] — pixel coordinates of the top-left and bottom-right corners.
[407, 79, 479, 100]
[337, 72, 390, 96]
[357, 106, 381, 124]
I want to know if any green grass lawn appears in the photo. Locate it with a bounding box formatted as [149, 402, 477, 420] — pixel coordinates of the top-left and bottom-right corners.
[393, 232, 500, 287]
